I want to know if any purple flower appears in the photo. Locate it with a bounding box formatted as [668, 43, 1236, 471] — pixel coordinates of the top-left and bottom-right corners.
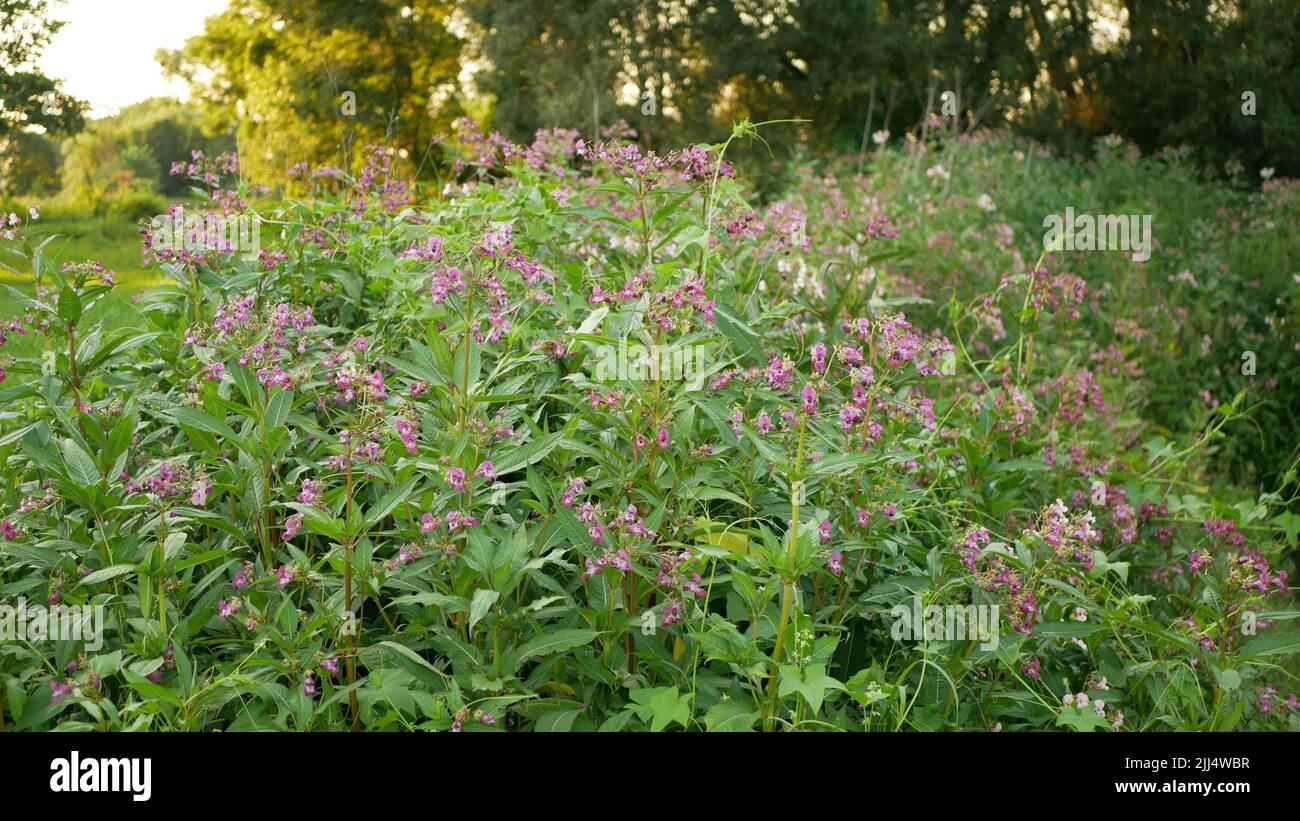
[800, 385, 818, 414]
[827, 550, 843, 576]
[49, 679, 72, 705]
[657, 427, 670, 450]
[321, 657, 340, 678]
[303, 675, 317, 698]
[683, 573, 706, 597]
[811, 342, 827, 374]
[277, 565, 295, 587]
[819, 520, 832, 542]
[446, 467, 468, 493]
[282, 513, 304, 542]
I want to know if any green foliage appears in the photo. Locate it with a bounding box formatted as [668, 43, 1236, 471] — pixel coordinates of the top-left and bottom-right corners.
[0, 123, 1295, 733]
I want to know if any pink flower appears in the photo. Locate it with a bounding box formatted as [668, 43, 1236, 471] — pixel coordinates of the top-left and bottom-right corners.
[49, 679, 72, 705]
[800, 385, 818, 414]
[277, 565, 295, 587]
[282, 513, 304, 542]
[827, 550, 843, 576]
[446, 467, 467, 493]
[657, 428, 670, 450]
[811, 342, 827, 374]
[683, 573, 706, 597]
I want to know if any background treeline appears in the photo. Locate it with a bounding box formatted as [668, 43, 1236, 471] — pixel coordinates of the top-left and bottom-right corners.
[3, 0, 1298, 201]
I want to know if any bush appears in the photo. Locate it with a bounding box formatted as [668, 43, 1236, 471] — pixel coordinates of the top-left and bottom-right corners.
[0, 129, 1295, 732]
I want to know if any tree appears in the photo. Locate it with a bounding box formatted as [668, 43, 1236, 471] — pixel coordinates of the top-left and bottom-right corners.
[159, 0, 467, 183]
[0, 0, 85, 137]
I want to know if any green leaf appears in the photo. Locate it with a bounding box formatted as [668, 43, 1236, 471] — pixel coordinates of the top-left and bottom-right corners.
[60, 438, 100, 486]
[1241, 633, 1300, 658]
[229, 365, 261, 408]
[365, 476, 418, 526]
[777, 663, 844, 715]
[358, 641, 450, 689]
[492, 431, 563, 476]
[1055, 705, 1110, 732]
[628, 686, 692, 731]
[263, 388, 292, 432]
[58, 285, 82, 325]
[79, 564, 137, 585]
[1272, 511, 1300, 548]
[704, 701, 760, 731]
[468, 589, 499, 633]
[171, 407, 239, 442]
[512, 629, 600, 671]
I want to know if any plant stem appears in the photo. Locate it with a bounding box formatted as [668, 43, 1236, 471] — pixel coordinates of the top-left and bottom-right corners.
[765, 419, 808, 730]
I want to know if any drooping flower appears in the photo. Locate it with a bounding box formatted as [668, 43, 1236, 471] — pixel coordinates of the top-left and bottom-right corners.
[49, 679, 72, 705]
[811, 342, 827, 374]
[282, 513, 304, 542]
[800, 385, 818, 415]
[827, 550, 843, 576]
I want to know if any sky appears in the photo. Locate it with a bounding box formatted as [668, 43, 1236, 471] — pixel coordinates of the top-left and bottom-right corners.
[39, 0, 230, 118]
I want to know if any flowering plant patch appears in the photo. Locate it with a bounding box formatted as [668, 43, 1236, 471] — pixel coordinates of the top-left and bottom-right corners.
[0, 123, 1296, 732]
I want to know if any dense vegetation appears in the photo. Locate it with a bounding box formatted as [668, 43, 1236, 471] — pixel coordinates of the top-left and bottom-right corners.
[0, 121, 1296, 731]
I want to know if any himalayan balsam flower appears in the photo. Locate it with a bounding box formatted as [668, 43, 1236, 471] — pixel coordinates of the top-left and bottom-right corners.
[446, 467, 467, 493]
[50, 679, 72, 705]
[827, 550, 843, 576]
[801, 385, 818, 414]
[282, 513, 304, 542]
[811, 342, 827, 374]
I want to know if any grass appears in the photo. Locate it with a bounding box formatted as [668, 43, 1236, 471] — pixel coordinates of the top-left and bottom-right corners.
[0, 212, 155, 291]
[0, 212, 159, 357]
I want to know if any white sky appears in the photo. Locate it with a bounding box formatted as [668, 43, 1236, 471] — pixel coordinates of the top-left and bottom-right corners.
[39, 0, 230, 118]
